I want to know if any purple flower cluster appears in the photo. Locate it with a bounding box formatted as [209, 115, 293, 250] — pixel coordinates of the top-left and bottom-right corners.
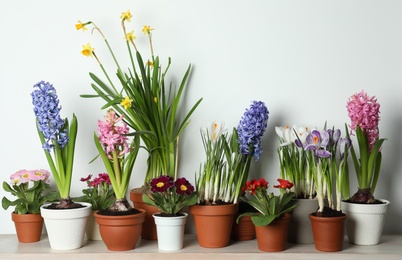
[31, 81, 68, 152]
[237, 101, 269, 159]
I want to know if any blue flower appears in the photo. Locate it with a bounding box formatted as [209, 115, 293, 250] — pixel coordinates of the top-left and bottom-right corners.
[31, 81, 68, 152]
[237, 101, 269, 160]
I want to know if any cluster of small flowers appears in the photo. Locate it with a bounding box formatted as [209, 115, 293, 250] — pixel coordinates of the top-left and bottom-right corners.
[150, 175, 194, 195]
[97, 110, 130, 157]
[242, 178, 293, 195]
[80, 173, 111, 187]
[31, 81, 68, 152]
[346, 90, 380, 150]
[237, 101, 269, 160]
[10, 169, 50, 185]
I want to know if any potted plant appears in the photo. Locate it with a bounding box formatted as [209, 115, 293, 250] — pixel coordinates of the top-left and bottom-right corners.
[31, 81, 92, 250]
[93, 109, 145, 251]
[76, 9, 202, 240]
[341, 90, 389, 245]
[2, 169, 57, 243]
[190, 100, 269, 247]
[142, 175, 197, 251]
[300, 127, 351, 252]
[275, 125, 317, 243]
[237, 178, 297, 252]
[76, 173, 115, 240]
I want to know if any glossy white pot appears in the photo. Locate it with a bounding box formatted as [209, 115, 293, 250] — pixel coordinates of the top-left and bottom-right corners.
[41, 202, 92, 250]
[153, 213, 187, 251]
[341, 199, 390, 245]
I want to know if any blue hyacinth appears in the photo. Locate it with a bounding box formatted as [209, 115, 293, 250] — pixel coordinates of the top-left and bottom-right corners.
[31, 81, 68, 152]
[237, 101, 269, 160]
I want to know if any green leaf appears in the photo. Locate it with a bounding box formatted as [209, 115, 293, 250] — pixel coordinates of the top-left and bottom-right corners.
[251, 214, 276, 226]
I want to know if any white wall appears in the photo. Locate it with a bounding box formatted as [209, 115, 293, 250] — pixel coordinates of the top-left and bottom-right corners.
[1, 0, 401, 235]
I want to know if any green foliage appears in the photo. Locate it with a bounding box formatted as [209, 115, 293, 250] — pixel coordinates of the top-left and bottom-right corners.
[2, 181, 59, 214]
[142, 192, 197, 217]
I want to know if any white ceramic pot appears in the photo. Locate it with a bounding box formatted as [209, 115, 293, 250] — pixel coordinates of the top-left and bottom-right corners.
[153, 213, 188, 251]
[41, 202, 92, 250]
[86, 210, 102, 241]
[287, 198, 318, 244]
[341, 199, 390, 245]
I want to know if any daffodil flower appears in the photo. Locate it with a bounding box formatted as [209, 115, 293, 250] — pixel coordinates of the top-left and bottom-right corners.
[75, 20, 88, 31]
[81, 43, 95, 57]
[120, 96, 133, 110]
[125, 30, 136, 41]
[142, 25, 154, 35]
[120, 10, 132, 22]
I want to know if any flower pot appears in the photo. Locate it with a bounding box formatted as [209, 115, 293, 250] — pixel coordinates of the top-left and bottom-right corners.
[153, 213, 188, 251]
[12, 212, 43, 243]
[130, 189, 158, 240]
[94, 209, 145, 251]
[255, 213, 291, 252]
[40, 202, 92, 250]
[341, 199, 390, 245]
[309, 214, 347, 252]
[231, 215, 255, 241]
[189, 203, 238, 248]
[86, 210, 102, 241]
[287, 198, 318, 244]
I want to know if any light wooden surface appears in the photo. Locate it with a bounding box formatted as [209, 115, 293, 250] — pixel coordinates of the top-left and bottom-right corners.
[1, 234, 401, 259]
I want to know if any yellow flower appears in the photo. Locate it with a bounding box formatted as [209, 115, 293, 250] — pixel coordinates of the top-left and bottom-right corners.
[81, 43, 94, 57]
[153, 97, 157, 103]
[126, 30, 136, 41]
[142, 25, 154, 35]
[121, 10, 132, 22]
[147, 61, 154, 67]
[75, 20, 88, 31]
[120, 96, 133, 110]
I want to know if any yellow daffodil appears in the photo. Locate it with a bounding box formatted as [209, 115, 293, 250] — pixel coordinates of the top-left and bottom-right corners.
[142, 25, 154, 35]
[120, 96, 133, 110]
[121, 10, 132, 22]
[81, 43, 94, 57]
[125, 30, 136, 41]
[153, 97, 157, 103]
[147, 61, 154, 67]
[75, 20, 88, 31]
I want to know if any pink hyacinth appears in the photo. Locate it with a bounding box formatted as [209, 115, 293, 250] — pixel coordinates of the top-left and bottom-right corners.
[97, 110, 130, 158]
[346, 90, 380, 150]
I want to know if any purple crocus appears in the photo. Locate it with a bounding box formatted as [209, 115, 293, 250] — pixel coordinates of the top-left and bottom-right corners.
[31, 81, 68, 152]
[304, 130, 331, 158]
[237, 101, 269, 160]
[339, 137, 352, 160]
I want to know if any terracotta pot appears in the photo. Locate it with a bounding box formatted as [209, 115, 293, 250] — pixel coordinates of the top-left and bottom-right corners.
[189, 203, 238, 248]
[130, 189, 158, 240]
[309, 214, 347, 252]
[12, 212, 43, 243]
[231, 215, 256, 241]
[95, 209, 145, 251]
[255, 213, 291, 252]
[341, 199, 390, 245]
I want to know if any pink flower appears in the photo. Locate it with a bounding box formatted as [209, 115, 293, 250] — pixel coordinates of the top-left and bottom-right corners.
[97, 110, 130, 158]
[10, 169, 50, 185]
[346, 90, 380, 150]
